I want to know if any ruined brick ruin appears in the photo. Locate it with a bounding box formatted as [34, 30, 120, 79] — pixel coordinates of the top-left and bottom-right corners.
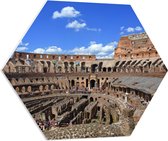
[3, 33, 167, 139]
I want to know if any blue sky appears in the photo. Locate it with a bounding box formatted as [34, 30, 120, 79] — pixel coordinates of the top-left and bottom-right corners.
[16, 1, 145, 58]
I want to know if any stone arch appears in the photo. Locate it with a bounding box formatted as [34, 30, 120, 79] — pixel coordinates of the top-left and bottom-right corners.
[71, 80, 75, 87]
[103, 67, 106, 72]
[15, 87, 20, 93]
[90, 97, 94, 102]
[11, 78, 17, 85]
[39, 85, 43, 92]
[43, 77, 48, 83]
[90, 79, 96, 89]
[113, 67, 117, 72]
[147, 61, 152, 68]
[41, 61, 48, 73]
[144, 95, 150, 102]
[64, 62, 69, 72]
[108, 67, 112, 72]
[43, 67, 48, 73]
[69, 98, 74, 105]
[25, 77, 31, 83]
[8, 61, 16, 73]
[44, 85, 49, 91]
[50, 85, 55, 90]
[27, 86, 32, 93]
[21, 86, 26, 93]
[91, 64, 98, 73]
[81, 62, 86, 72]
[18, 78, 24, 84]
[36, 61, 43, 73]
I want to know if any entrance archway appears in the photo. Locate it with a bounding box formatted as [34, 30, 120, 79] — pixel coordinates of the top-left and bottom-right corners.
[90, 79, 96, 89]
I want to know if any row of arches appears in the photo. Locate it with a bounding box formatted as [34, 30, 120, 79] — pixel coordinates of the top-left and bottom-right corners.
[14, 83, 68, 95]
[110, 86, 151, 103]
[113, 58, 167, 73]
[4, 57, 166, 74]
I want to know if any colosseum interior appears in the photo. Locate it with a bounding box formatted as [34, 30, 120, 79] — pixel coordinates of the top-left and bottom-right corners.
[3, 33, 167, 139]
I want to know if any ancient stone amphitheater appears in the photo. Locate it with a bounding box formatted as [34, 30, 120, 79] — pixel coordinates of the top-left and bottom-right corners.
[3, 33, 167, 139]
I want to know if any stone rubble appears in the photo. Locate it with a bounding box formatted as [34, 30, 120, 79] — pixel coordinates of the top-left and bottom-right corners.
[44, 123, 123, 140]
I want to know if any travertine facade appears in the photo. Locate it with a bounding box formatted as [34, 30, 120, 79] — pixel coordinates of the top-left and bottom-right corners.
[114, 33, 158, 60]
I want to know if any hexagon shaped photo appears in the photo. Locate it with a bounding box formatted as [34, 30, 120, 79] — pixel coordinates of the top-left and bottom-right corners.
[2, 0, 167, 140]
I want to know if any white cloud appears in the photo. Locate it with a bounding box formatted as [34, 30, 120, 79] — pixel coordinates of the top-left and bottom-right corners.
[97, 52, 107, 56]
[66, 20, 101, 32]
[126, 27, 135, 32]
[32, 41, 117, 59]
[33, 46, 62, 54]
[52, 7, 101, 32]
[126, 26, 143, 32]
[120, 26, 143, 35]
[46, 46, 62, 53]
[33, 48, 45, 54]
[16, 41, 29, 52]
[70, 41, 117, 58]
[66, 20, 86, 31]
[16, 47, 28, 52]
[90, 41, 97, 45]
[86, 27, 101, 32]
[96, 52, 115, 59]
[120, 26, 125, 31]
[120, 31, 124, 35]
[52, 6, 80, 19]
[19, 41, 29, 46]
[135, 26, 143, 31]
